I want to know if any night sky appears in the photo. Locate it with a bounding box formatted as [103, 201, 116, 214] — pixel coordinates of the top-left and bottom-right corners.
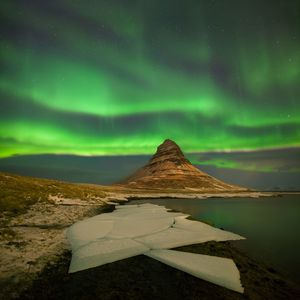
[0, 1, 299, 186]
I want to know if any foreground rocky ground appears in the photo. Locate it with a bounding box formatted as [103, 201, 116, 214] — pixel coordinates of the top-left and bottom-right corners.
[15, 241, 300, 300]
[2, 200, 300, 300]
[0, 172, 292, 299]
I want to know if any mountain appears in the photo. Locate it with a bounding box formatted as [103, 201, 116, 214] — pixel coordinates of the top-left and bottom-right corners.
[122, 139, 246, 192]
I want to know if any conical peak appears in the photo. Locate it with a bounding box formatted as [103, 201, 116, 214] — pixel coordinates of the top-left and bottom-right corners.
[158, 138, 178, 148]
[156, 138, 183, 153]
[151, 139, 186, 162]
[162, 139, 176, 144]
[121, 139, 245, 192]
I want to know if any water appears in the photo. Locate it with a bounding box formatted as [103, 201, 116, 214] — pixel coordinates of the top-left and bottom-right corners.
[130, 194, 300, 284]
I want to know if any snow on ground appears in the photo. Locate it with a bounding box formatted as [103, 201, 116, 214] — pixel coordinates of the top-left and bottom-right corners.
[0, 201, 106, 299]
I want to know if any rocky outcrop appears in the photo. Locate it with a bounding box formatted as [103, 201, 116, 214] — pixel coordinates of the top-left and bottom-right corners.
[122, 139, 246, 192]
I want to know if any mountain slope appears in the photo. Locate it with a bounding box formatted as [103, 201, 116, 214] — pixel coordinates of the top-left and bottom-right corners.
[122, 139, 246, 192]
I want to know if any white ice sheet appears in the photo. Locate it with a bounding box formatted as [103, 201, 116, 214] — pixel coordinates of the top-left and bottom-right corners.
[67, 219, 114, 251]
[135, 227, 215, 249]
[173, 218, 245, 242]
[69, 238, 149, 273]
[125, 211, 189, 220]
[67, 203, 246, 293]
[107, 217, 174, 239]
[146, 249, 244, 293]
[105, 207, 170, 219]
[115, 204, 140, 209]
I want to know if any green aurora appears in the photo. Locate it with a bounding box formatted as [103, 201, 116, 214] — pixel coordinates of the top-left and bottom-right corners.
[0, 0, 299, 158]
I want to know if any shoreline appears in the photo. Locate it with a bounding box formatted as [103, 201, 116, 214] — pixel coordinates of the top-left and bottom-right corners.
[107, 190, 277, 202]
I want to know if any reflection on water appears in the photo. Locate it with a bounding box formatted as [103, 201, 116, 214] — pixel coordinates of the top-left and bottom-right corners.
[130, 194, 300, 284]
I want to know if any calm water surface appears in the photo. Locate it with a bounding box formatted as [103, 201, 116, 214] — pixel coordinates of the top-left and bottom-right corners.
[130, 194, 300, 284]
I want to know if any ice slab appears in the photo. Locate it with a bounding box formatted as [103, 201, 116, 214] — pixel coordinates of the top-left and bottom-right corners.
[139, 203, 161, 208]
[107, 217, 174, 239]
[116, 204, 140, 209]
[116, 204, 164, 209]
[146, 250, 244, 293]
[173, 218, 245, 241]
[67, 203, 245, 293]
[69, 238, 149, 273]
[82, 213, 123, 221]
[135, 227, 216, 249]
[138, 203, 172, 210]
[106, 201, 119, 205]
[111, 206, 188, 220]
[67, 219, 114, 251]
[125, 211, 189, 220]
[99, 204, 187, 221]
[106, 207, 169, 219]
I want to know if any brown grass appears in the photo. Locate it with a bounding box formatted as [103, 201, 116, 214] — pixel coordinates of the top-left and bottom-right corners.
[0, 172, 107, 216]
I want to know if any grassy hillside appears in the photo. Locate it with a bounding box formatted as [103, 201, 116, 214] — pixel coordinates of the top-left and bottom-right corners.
[0, 172, 107, 215]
